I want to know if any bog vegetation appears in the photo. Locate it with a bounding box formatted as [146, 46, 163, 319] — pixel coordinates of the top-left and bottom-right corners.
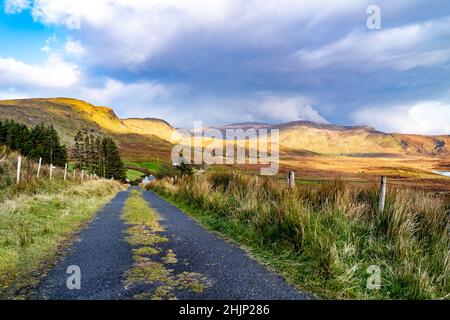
[147, 170, 450, 299]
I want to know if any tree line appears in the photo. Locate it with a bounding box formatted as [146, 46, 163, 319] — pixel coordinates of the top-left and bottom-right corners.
[0, 120, 67, 166]
[0, 120, 126, 181]
[72, 129, 125, 181]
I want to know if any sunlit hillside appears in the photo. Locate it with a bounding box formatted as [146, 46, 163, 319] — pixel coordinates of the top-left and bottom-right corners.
[0, 98, 174, 161]
[122, 118, 181, 143]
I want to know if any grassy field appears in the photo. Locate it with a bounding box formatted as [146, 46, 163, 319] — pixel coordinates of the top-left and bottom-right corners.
[0, 179, 123, 298]
[127, 169, 145, 181]
[124, 160, 164, 182]
[124, 161, 163, 172]
[147, 171, 450, 300]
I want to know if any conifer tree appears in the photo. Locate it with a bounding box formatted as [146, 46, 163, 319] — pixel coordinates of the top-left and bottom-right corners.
[0, 120, 66, 167]
[73, 130, 84, 169]
[94, 136, 105, 177]
[0, 121, 6, 144]
[103, 137, 126, 181]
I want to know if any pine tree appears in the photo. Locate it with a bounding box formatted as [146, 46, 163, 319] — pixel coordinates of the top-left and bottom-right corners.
[43, 125, 67, 166]
[0, 121, 6, 144]
[29, 123, 47, 162]
[94, 136, 105, 177]
[103, 137, 125, 181]
[72, 130, 84, 169]
[88, 133, 97, 172]
[0, 120, 66, 166]
[83, 129, 91, 169]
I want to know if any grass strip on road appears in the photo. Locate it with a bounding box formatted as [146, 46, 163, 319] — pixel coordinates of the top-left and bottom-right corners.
[122, 189, 210, 300]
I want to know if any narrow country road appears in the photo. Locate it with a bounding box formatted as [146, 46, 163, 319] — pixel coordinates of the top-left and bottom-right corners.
[37, 189, 134, 299]
[37, 187, 310, 300]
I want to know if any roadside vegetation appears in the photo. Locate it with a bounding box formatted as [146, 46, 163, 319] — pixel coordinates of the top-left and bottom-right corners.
[147, 170, 450, 299]
[0, 176, 123, 298]
[0, 133, 125, 298]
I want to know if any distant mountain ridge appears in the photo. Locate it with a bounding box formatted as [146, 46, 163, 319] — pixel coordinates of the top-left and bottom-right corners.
[206, 121, 449, 156]
[0, 97, 448, 160]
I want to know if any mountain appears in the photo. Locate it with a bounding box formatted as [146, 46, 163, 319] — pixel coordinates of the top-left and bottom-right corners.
[122, 118, 181, 143]
[0, 98, 448, 162]
[213, 120, 449, 157]
[0, 98, 174, 161]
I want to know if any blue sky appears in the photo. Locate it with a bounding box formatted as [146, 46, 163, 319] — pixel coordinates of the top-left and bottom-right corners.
[0, 0, 449, 134]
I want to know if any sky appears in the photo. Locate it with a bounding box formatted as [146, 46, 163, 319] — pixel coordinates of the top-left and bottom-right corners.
[0, 0, 449, 134]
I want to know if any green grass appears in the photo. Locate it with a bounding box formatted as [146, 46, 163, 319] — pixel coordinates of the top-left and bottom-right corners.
[147, 172, 450, 300]
[0, 179, 123, 298]
[127, 169, 145, 181]
[124, 161, 163, 173]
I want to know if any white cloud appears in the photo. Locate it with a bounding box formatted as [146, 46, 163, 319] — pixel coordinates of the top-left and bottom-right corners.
[77, 79, 171, 112]
[353, 101, 450, 135]
[28, 0, 374, 69]
[296, 18, 450, 71]
[2, 0, 449, 132]
[156, 94, 328, 127]
[0, 54, 80, 88]
[256, 96, 328, 124]
[3, 0, 30, 14]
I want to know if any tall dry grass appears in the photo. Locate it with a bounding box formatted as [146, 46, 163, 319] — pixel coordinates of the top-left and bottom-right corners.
[0, 145, 125, 298]
[0, 145, 83, 202]
[148, 171, 450, 299]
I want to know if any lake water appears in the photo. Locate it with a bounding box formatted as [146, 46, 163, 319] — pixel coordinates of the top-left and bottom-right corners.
[433, 171, 450, 178]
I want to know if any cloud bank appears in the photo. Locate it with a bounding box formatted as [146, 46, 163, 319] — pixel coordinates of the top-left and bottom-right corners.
[0, 0, 449, 133]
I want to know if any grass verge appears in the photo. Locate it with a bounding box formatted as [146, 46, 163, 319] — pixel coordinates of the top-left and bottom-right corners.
[0, 179, 124, 299]
[147, 172, 450, 300]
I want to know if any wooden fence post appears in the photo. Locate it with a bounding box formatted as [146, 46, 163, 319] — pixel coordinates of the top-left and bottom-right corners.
[287, 171, 295, 189]
[378, 176, 387, 213]
[16, 156, 22, 183]
[81, 170, 84, 181]
[37, 157, 42, 178]
[64, 163, 68, 181]
[49, 164, 54, 180]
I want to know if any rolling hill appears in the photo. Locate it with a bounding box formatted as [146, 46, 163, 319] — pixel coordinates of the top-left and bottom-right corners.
[0, 98, 175, 161]
[0, 98, 449, 163]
